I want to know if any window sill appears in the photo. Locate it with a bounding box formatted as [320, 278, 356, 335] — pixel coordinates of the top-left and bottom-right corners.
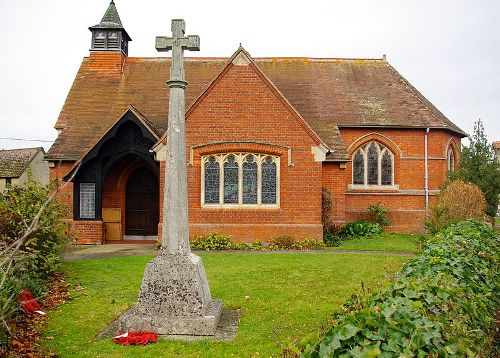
[348, 184, 399, 191]
[201, 204, 280, 210]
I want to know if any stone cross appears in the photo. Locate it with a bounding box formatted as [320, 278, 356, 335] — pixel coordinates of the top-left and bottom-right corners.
[118, 19, 222, 336]
[155, 19, 199, 255]
[156, 19, 200, 84]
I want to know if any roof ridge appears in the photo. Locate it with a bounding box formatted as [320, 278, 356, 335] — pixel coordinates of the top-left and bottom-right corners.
[0, 147, 42, 152]
[119, 56, 385, 61]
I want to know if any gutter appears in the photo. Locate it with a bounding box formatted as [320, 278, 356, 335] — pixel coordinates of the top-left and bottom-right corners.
[424, 128, 429, 209]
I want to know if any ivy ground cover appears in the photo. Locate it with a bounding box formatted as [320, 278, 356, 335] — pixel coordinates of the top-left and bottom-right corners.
[40, 253, 408, 357]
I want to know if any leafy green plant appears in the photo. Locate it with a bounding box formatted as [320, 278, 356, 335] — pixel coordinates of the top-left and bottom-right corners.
[324, 233, 342, 247]
[301, 220, 500, 357]
[338, 221, 381, 238]
[367, 202, 391, 228]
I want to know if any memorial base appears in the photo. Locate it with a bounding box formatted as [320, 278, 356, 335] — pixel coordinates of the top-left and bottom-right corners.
[117, 252, 223, 336]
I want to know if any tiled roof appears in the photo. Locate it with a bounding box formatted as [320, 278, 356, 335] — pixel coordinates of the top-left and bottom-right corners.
[46, 53, 465, 161]
[0, 147, 43, 178]
[493, 141, 500, 149]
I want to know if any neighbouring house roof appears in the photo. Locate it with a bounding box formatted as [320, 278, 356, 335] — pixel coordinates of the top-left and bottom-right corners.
[493, 141, 500, 150]
[46, 52, 466, 161]
[0, 147, 44, 178]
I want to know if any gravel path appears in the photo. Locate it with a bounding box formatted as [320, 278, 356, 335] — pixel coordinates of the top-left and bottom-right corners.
[63, 244, 414, 261]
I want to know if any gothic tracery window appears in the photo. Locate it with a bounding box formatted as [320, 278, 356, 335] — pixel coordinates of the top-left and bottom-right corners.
[447, 146, 455, 172]
[202, 153, 279, 206]
[352, 141, 394, 186]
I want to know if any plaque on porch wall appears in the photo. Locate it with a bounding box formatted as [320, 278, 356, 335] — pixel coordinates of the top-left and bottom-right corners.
[80, 183, 96, 219]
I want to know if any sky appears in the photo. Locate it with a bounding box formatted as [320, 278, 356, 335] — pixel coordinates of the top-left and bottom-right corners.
[0, 0, 498, 151]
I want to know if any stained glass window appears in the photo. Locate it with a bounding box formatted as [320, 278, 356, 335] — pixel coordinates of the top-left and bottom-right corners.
[223, 155, 239, 204]
[381, 151, 392, 185]
[261, 157, 277, 204]
[204, 156, 219, 204]
[367, 143, 379, 185]
[203, 153, 279, 206]
[352, 141, 394, 186]
[243, 155, 258, 204]
[447, 146, 455, 172]
[353, 151, 364, 184]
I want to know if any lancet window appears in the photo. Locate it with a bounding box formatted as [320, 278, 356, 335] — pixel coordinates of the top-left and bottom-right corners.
[447, 146, 455, 172]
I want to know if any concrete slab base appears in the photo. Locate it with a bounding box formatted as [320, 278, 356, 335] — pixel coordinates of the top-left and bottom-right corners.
[118, 299, 223, 336]
[100, 308, 240, 341]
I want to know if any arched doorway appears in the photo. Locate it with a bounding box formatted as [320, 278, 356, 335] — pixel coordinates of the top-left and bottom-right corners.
[125, 168, 159, 236]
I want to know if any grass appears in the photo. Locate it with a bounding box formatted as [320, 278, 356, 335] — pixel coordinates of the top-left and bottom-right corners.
[328, 233, 416, 253]
[40, 253, 408, 357]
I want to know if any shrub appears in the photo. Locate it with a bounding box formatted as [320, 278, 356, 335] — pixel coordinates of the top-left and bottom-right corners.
[338, 221, 381, 238]
[366, 202, 391, 228]
[300, 220, 500, 357]
[322, 188, 336, 236]
[268, 236, 324, 250]
[190, 232, 241, 250]
[268, 235, 295, 250]
[0, 178, 69, 346]
[0, 179, 69, 277]
[323, 233, 341, 247]
[426, 180, 487, 233]
[448, 119, 500, 217]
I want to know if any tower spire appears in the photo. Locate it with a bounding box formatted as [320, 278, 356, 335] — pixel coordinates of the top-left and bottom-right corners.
[89, 1, 131, 55]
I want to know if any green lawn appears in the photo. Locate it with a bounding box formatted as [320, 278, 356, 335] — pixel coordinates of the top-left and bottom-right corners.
[41, 253, 408, 357]
[329, 233, 416, 253]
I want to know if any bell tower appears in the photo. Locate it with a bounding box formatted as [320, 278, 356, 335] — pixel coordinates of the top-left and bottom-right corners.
[89, 0, 131, 55]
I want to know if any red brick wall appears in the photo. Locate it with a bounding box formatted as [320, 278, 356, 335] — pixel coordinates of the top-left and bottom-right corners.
[49, 162, 75, 219]
[336, 128, 462, 232]
[178, 62, 324, 241]
[70, 220, 104, 245]
[322, 163, 346, 226]
[88, 51, 125, 72]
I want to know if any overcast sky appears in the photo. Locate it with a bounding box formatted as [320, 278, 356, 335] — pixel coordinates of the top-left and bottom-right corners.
[0, 0, 498, 151]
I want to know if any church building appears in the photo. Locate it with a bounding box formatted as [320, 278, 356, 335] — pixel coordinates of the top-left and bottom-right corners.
[46, 1, 465, 244]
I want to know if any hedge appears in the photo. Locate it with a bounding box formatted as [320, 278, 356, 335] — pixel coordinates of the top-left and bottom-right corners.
[301, 220, 499, 357]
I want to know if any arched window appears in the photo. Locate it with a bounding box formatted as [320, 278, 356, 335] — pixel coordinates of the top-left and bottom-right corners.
[447, 146, 455, 172]
[204, 156, 219, 204]
[202, 153, 279, 207]
[352, 141, 394, 186]
[261, 156, 277, 204]
[223, 155, 238, 204]
[242, 155, 258, 204]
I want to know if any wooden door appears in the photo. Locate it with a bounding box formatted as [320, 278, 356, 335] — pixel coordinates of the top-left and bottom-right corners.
[125, 168, 159, 236]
